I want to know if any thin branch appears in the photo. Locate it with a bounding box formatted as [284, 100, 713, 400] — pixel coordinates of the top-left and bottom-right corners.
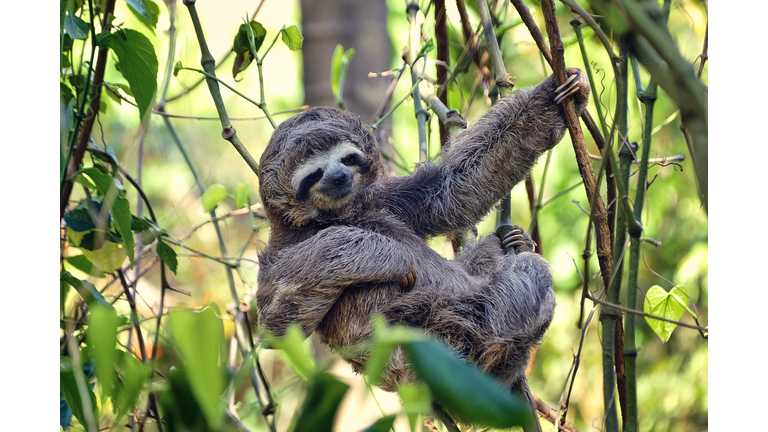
[587, 294, 708, 332]
[696, 23, 708, 80]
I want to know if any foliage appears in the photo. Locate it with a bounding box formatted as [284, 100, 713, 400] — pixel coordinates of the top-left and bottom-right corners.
[59, 0, 707, 431]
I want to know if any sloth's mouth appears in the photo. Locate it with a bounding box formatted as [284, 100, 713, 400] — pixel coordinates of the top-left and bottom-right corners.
[319, 182, 353, 200]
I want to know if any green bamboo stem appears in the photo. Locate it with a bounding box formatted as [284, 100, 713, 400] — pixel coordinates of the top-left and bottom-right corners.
[406, 1, 429, 161]
[588, 0, 707, 211]
[623, 6, 667, 431]
[476, 0, 515, 230]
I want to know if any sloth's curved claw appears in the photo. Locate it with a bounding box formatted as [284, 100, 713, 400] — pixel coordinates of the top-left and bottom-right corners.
[555, 73, 582, 104]
[497, 225, 535, 255]
[400, 268, 417, 291]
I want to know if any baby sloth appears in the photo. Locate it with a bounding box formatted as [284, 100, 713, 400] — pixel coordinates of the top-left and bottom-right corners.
[257, 69, 589, 428]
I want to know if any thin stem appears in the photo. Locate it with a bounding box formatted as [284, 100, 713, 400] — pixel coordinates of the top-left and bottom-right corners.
[406, 1, 429, 161]
[476, 0, 516, 230]
[183, 1, 260, 176]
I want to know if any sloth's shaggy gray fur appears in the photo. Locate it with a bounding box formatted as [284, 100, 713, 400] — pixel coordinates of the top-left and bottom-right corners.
[256, 70, 590, 426]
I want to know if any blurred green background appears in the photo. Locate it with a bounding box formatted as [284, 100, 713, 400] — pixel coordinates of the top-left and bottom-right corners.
[63, 0, 707, 430]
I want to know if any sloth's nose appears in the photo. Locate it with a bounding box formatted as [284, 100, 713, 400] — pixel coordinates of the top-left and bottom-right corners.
[330, 171, 348, 185]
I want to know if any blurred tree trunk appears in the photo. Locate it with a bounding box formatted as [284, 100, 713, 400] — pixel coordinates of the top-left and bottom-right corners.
[300, 0, 392, 121]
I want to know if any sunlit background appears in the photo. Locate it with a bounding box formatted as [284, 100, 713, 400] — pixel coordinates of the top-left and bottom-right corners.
[62, 0, 708, 430]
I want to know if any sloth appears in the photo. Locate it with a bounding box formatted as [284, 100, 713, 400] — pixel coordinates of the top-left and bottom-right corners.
[256, 69, 590, 428]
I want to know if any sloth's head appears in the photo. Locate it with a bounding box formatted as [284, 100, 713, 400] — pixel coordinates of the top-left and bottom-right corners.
[259, 107, 382, 227]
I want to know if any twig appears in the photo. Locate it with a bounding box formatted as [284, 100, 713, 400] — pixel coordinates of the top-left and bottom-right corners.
[534, 397, 578, 432]
[696, 23, 708, 79]
[177, 204, 266, 243]
[587, 294, 707, 332]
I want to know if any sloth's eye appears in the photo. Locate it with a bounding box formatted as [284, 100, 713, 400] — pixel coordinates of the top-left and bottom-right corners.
[305, 169, 324, 182]
[297, 169, 324, 201]
[340, 154, 359, 166]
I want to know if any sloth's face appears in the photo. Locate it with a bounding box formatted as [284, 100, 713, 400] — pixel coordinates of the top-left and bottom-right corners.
[290, 141, 372, 211]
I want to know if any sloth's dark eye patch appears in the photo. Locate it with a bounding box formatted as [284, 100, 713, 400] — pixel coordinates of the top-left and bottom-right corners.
[340, 154, 360, 166]
[297, 169, 324, 200]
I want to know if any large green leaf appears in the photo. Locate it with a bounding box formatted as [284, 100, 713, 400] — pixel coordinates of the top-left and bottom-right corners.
[402, 338, 532, 429]
[644, 285, 691, 343]
[168, 308, 225, 429]
[292, 371, 350, 432]
[101, 29, 158, 123]
[87, 303, 119, 401]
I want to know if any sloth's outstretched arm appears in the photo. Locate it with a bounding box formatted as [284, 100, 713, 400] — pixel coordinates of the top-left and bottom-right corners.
[257, 226, 415, 337]
[384, 70, 589, 237]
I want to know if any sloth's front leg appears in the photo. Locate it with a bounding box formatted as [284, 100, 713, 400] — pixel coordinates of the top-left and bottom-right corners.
[257, 227, 416, 337]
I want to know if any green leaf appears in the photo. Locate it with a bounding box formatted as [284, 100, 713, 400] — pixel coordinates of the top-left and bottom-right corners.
[397, 382, 432, 414]
[232, 21, 267, 79]
[112, 196, 135, 267]
[61, 271, 113, 309]
[233, 21, 267, 55]
[101, 29, 158, 123]
[202, 183, 227, 212]
[168, 308, 226, 429]
[156, 240, 178, 274]
[265, 324, 316, 379]
[293, 371, 350, 432]
[80, 238, 128, 273]
[234, 182, 251, 209]
[361, 414, 397, 432]
[60, 392, 72, 429]
[125, 0, 160, 32]
[87, 304, 119, 401]
[173, 60, 182, 77]
[60, 359, 99, 430]
[130, 215, 152, 232]
[365, 316, 426, 385]
[281, 25, 303, 51]
[79, 167, 113, 196]
[402, 339, 533, 429]
[65, 255, 105, 278]
[64, 11, 89, 40]
[114, 350, 151, 425]
[644, 285, 690, 343]
[330, 45, 355, 110]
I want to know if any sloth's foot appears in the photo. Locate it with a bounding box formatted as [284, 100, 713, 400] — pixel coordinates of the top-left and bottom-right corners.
[400, 268, 417, 291]
[496, 224, 535, 256]
[554, 69, 587, 104]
